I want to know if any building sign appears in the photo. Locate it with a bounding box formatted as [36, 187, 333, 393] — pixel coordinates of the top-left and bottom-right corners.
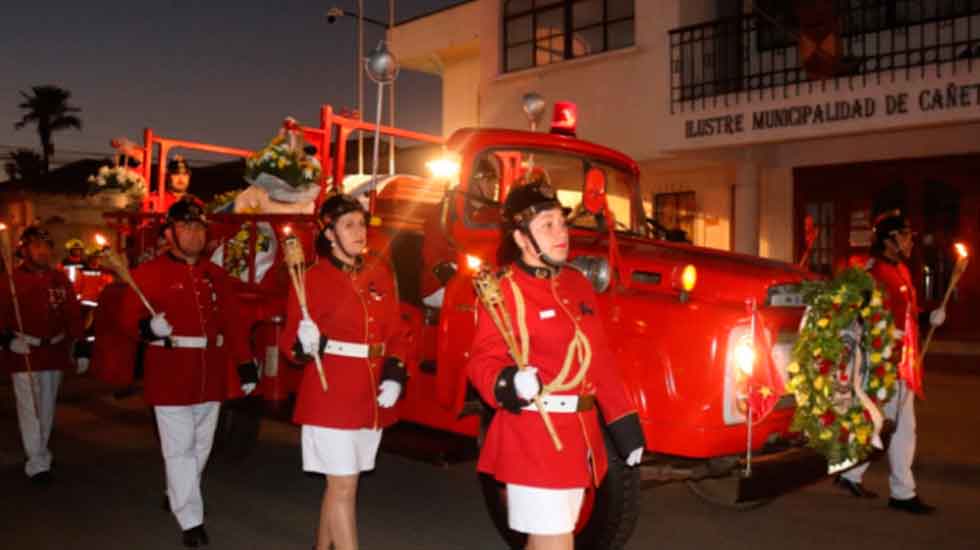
[684, 81, 980, 139]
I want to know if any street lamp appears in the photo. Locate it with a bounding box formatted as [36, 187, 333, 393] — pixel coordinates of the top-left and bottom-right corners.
[326, 3, 396, 177]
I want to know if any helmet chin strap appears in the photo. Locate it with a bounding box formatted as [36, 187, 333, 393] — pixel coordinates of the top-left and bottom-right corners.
[522, 228, 563, 270]
[331, 231, 363, 264]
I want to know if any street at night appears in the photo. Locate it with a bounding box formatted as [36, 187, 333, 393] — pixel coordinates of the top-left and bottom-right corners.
[2, 368, 978, 550]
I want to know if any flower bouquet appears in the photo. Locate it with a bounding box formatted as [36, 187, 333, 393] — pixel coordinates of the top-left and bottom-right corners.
[244, 117, 322, 204]
[87, 165, 148, 199]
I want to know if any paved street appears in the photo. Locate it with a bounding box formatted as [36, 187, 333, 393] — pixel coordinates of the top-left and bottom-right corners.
[2, 369, 979, 550]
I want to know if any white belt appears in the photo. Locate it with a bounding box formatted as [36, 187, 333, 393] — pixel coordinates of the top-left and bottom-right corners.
[17, 332, 65, 347]
[80, 300, 99, 307]
[150, 335, 208, 349]
[323, 339, 384, 359]
[521, 394, 589, 414]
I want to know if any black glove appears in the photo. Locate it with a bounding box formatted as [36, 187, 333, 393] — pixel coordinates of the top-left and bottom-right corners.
[493, 366, 537, 414]
[291, 333, 328, 363]
[72, 339, 93, 360]
[237, 361, 260, 385]
[381, 356, 407, 385]
[607, 413, 645, 460]
[0, 330, 14, 352]
[433, 261, 458, 285]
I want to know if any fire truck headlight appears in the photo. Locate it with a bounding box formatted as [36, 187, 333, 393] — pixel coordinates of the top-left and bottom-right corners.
[733, 337, 756, 376]
[680, 264, 697, 292]
[426, 156, 460, 182]
[568, 255, 611, 293]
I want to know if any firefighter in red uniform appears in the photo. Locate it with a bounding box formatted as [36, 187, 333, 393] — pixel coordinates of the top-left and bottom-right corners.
[279, 194, 407, 550]
[467, 182, 645, 550]
[60, 237, 86, 287]
[76, 247, 114, 308]
[119, 196, 258, 547]
[143, 155, 192, 213]
[836, 209, 944, 514]
[0, 227, 86, 484]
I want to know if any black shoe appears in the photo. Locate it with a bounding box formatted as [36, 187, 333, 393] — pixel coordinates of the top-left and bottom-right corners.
[29, 471, 53, 486]
[833, 475, 878, 498]
[182, 525, 209, 547]
[889, 496, 936, 515]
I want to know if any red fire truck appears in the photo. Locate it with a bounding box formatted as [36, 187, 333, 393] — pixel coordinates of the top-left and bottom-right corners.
[98, 102, 821, 550]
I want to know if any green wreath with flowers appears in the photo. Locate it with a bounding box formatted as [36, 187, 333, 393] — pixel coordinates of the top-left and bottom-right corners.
[786, 267, 901, 467]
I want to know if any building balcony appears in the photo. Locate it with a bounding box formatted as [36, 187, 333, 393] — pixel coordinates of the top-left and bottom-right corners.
[669, 1, 980, 114]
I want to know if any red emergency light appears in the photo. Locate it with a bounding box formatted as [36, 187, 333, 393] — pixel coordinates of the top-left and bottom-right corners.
[550, 101, 578, 137]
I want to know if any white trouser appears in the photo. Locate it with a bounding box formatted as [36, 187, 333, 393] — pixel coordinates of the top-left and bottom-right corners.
[11, 371, 62, 477]
[843, 381, 917, 499]
[154, 402, 221, 530]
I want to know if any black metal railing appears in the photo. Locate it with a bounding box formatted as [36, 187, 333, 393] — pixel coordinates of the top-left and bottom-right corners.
[669, 0, 980, 113]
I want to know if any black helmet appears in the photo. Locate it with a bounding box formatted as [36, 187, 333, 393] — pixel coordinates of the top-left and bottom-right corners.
[167, 155, 191, 175]
[19, 226, 54, 249]
[502, 181, 562, 229]
[166, 195, 208, 225]
[318, 193, 366, 228]
[872, 209, 910, 245]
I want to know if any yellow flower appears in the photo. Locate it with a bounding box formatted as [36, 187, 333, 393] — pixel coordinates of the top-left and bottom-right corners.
[814, 376, 825, 391]
[813, 348, 822, 357]
[277, 157, 288, 169]
[884, 373, 897, 387]
[861, 307, 871, 318]
[869, 378, 880, 389]
[869, 352, 882, 364]
[819, 429, 833, 440]
[817, 318, 830, 328]
[841, 420, 851, 430]
[787, 362, 800, 374]
[797, 392, 810, 406]
[832, 294, 843, 305]
[856, 426, 870, 445]
[850, 412, 863, 424]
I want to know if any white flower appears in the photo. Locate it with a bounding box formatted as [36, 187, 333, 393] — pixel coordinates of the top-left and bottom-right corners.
[877, 387, 887, 400]
[99, 166, 110, 175]
[876, 320, 887, 331]
[302, 168, 313, 180]
[882, 346, 892, 359]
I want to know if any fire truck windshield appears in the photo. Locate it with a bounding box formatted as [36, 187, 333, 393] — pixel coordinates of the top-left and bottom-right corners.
[463, 149, 641, 234]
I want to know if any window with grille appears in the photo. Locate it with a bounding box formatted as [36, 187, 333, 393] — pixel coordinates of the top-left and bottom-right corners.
[805, 201, 835, 275]
[503, 0, 635, 73]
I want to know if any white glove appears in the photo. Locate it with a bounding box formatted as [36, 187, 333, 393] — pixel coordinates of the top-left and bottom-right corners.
[9, 336, 30, 355]
[241, 382, 256, 396]
[150, 313, 173, 339]
[514, 367, 541, 400]
[626, 447, 643, 467]
[929, 308, 946, 327]
[377, 380, 401, 408]
[76, 357, 90, 375]
[297, 319, 321, 355]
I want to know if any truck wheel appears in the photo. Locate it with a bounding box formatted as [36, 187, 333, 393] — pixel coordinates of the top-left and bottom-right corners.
[685, 476, 771, 510]
[478, 412, 641, 550]
[212, 396, 262, 462]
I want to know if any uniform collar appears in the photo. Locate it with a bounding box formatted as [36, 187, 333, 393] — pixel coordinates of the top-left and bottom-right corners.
[327, 251, 364, 274]
[515, 257, 559, 279]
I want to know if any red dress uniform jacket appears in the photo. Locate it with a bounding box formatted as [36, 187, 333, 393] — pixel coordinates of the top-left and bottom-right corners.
[77, 268, 114, 305]
[0, 265, 84, 373]
[868, 255, 922, 395]
[119, 254, 250, 406]
[280, 253, 407, 430]
[467, 265, 638, 489]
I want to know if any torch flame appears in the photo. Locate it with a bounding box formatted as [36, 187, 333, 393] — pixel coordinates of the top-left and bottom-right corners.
[95, 233, 108, 247]
[955, 242, 968, 259]
[282, 224, 293, 236]
[0, 223, 6, 231]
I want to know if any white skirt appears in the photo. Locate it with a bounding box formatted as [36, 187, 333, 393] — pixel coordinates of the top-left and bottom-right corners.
[301, 425, 383, 476]
[507, 483, 585, 535]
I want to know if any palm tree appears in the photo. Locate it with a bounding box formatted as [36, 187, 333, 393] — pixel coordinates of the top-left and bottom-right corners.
[14, 85, 83, 173]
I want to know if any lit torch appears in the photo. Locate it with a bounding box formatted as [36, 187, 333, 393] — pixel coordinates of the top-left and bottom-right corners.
[94, 233, 109, 251]
[919, 242, 970, 363]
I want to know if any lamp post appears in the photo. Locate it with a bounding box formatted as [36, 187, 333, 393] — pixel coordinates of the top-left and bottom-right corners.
[326, 3, 396, 176]
[364, 40, 399, 214]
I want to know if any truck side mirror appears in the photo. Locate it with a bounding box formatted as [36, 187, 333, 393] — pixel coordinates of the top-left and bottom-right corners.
[583, 167, 607, 216]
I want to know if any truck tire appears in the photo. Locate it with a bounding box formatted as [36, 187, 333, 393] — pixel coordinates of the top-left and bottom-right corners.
[478, 411, 641, 550]
[212, 396, 262, 462]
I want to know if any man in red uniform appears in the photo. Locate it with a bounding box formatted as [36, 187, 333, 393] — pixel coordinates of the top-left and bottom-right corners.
[60, 237, 86, 288]
[0, 226, 86, 483]
[467, 182, 644, 549]
[280, 194, 407, 550]
[836, 209, 944, 514]
[119, 196, 258, 547]
[76, 247, 114, 308]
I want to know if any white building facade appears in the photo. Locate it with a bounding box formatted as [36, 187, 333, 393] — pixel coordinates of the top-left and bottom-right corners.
[392, 0, 980, 345]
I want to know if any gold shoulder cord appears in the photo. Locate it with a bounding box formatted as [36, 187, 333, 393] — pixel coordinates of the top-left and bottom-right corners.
[507, 278, 592, 394]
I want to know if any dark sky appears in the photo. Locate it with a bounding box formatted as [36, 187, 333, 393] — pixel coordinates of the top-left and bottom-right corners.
[1, 1, 460, 164]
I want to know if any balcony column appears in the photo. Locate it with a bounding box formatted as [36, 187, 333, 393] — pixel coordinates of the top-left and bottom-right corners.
[732, 161, 760, 255]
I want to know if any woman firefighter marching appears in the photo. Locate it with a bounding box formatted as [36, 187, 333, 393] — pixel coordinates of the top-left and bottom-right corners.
[466, 181, 645, 550]
[279, 193, 407, 550]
